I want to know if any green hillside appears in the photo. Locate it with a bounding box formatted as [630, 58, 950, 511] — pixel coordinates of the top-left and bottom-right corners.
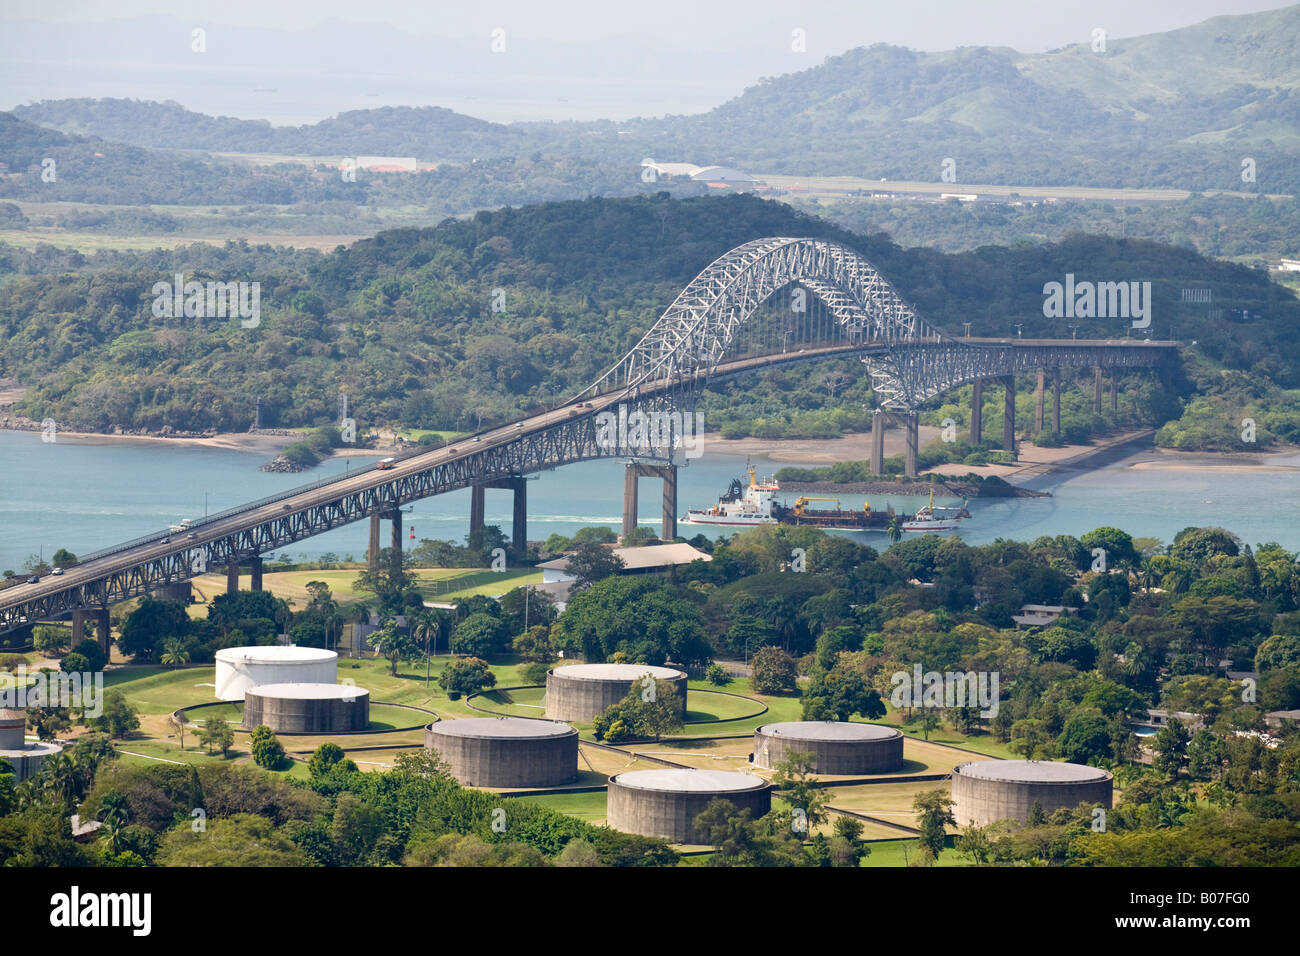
[1, 193, 1297, 449]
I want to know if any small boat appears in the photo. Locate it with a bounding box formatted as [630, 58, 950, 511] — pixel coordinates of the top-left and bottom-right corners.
[901, 489, 969, 533]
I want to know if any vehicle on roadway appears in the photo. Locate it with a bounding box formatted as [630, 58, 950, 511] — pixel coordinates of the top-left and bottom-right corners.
[27, 576, 39, 584]
[51, 567, 64, 575]
[376, 457, 397, 470]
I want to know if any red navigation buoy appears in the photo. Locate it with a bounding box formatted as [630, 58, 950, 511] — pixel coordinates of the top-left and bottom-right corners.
[409, 525, 415, 539]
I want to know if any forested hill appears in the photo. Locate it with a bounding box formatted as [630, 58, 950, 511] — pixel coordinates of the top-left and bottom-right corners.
[11, 6, 1300, 192]
[0, 193, 1296, 439]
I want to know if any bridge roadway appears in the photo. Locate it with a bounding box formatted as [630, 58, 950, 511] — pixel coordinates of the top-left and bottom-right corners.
[0, 337, 1175, 634]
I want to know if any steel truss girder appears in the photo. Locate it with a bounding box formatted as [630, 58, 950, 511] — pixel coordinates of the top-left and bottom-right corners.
[866, 341, 1174, 408]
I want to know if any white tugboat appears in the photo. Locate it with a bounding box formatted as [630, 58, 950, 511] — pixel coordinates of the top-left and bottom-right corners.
[682, 464, 780, 527]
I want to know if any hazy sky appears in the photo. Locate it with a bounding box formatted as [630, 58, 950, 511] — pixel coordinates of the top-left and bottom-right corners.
[1, 0, 1293, 123]
[8, 0, 1289, 52]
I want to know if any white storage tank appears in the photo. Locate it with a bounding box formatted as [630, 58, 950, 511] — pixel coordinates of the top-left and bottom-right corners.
[214, 645, 338, 701]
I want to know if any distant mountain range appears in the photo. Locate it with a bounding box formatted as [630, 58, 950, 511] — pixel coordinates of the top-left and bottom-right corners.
[10, 6, 1300, 192]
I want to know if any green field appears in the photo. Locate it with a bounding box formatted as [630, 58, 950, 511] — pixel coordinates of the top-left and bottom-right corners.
[183, 700, 431, 731]
[514, 789, 607, 823]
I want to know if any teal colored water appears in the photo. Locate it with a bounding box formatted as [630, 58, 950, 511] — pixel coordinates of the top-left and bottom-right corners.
[0, 429, 1296, 571]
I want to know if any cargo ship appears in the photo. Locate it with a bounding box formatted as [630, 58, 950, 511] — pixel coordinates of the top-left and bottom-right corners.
[684, 465, 971, 534]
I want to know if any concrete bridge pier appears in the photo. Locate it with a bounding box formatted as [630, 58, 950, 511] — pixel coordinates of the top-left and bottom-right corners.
[870, 409, 887, 476]
[250, 556, 263, 591]
[970, 379, 983, 445]
[226, 559, 239, 595]
[623, 463, 678, 541]
[903, 413, 919, 478]
[368, 512, 382, 573]
[1002, 375, 1016, 455]
[1093, 366, 1103, 414]
[1110, 370, 1118, 412]
[1053, 368, 1062, 435]
[71, 607, 111, 653]
[1034, 370, 1045, 434]
[470, 478, 527, 558]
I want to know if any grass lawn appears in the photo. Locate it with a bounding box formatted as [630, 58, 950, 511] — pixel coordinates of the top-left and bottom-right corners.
[513, 789, 607, 823]
[186, 567, 541, 612]
[859, 837, 969, 867]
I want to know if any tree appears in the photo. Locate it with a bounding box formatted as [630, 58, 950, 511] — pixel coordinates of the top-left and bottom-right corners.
[592, 681, 684, 743]
[96, 789, 131, 855]
[160, 638, 191, 668]
[886, 516, 903, 544]
[308, 742, 357, 777]
[32, 625, 70, 656]
[1057, 712, 1113, 764]
[169, 714, 187, 751]
[86, 690, 139, 739]
[438, 656, 496, 699]
[1010, 718, 1049, 759]
[1152, 718, 1191, 780]
[118, 597, 189, 662]
[802, 657, 887, 722]
[566, 542, 626, 591]
[451, 612, 508, 658]
[751, 646, 798, 695]
[512, 624, 555, 662]
[692, 799, 807, 867]
[371, 619, 423, 676]
[913, 789, 956, 862]
[770, 750, 828, 836]
[157, 813, 310, 866]
[199, 717, 234, 757]
[955, 823, 993, 864]
[249, 724, 286, 770]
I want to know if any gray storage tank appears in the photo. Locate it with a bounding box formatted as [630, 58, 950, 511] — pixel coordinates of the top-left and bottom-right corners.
[425, 717, 579, 788]
[241, 683, 370, 733]
[753, 721, 904, 773]
[606, 769, 771, 844]
[0, 708, 62, 782]
[545, 663, 688, 723]
[951, 759, 1113, 826]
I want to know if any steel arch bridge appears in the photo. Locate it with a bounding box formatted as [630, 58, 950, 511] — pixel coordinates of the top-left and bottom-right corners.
[583, 236, 1169, 410]
[0, 237, 1176, 636]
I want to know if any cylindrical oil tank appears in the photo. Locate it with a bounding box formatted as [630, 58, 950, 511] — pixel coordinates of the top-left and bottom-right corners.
[425, 717, 579, 788]
[241, 682, 369, 733]
[752, 721, 904, 773]
[0, 709, 25, 750]
[606, 769, 771, 844]
[214, 645, 338, 701]
[545, 663, 688, 722]
[951, 760, 1113, 826]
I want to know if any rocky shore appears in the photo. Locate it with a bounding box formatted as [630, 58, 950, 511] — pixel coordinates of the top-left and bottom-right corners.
[782, 477, 1049, 498]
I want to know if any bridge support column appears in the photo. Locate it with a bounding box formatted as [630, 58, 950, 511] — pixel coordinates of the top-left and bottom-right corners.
[470, 487, 485, 535]
[472, 479, 527, 558]
[1034, 370, 1045, 435]
[1110, 370, 1118, 412]
[368, 513, 382, 573]
[1053, 368, 1061, 435]
[904, 413, 919, 478]
[250, 557, 263, 591]
[661, 466, 677, 541]
[1094, 366, 1104, 414]
[226, 559, 239, 595]
[623, 464, 677, 541]
[72, 608, 110, 654]
[387, 508, 403, 573]
[1002, 375, 1016, 456]
[970, 380, 983, 445]
[622, 467, 638, 539]
[870, 409, 886, 476]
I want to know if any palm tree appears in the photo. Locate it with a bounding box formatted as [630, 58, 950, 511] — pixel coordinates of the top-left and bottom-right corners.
[886, 516, 903, 544]
[160, 638, 190, 668]
[97, 789, 131, 854]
